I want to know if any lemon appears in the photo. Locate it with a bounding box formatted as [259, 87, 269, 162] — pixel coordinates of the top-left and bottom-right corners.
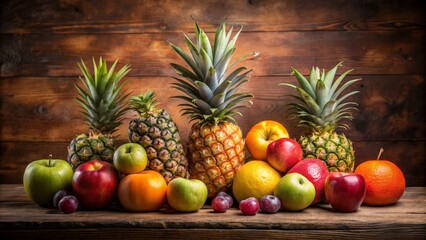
[232, 160, 282, 202]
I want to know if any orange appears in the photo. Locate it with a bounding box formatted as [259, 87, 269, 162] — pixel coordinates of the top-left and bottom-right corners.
[118, 170, 167, 211]
[232, 160, 282, 202]
[355, 157, 406, 206]
[245, 120, 289, 160]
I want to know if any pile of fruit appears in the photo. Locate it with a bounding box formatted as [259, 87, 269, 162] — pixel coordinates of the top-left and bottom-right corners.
[23, 21, 406, 215]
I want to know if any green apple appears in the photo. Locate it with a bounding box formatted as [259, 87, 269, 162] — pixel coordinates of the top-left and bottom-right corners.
[23, 157, 73, 208]
[274, 173, 315, 211]
[113, 143, 148, 175]
[166, 178, 208, 212]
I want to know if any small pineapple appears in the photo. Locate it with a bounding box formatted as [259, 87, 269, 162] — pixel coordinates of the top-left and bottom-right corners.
[281, 62, 361, 172]
[170, 21, 255, 197]
[128, 91, 189, 183]
[68, 57, 130, 170]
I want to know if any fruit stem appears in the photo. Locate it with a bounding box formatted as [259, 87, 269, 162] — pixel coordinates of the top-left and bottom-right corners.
[376, 148, 384, 160]
[49, 154, 52, 167]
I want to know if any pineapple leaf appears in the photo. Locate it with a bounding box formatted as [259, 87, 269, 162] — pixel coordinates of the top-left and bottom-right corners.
[324, 62, 343, 91]
[214, 47, 235, 83]
[184, 34, 201, 66]
[209, 93, 225, 107]
[224, 67, 247, 83]
[171, 20, 254, 124]
[218, 93, 252, 110]
[213, 22, 227, 65]
[170, 43, 203, 78]
[225, 79, 249, 99]
[335, 91, 360, 107]
[200, 29, 213, 60]
[105, 59, 118, 84]
[170, 63, 199, 81]
[170, 95, 195, 104]
[225, 26, 242, 53]
[195, 81, 214, 101]
[291, 68, 315, 98]
[92, 58, 99, 86]
[309, 67, 318, 90]
[214, 80, 232, 96]
[315, 80, 328, 108]
[322, 100, 337, 117]
[171, 82, 199, 98]
[286, 102, 310, 115]
[193, 99, 212, 114]
[334, 101, 358, 112]
[296, 87, 322, 116]
[230, 69, 252, 86]
[200, 48, 213, 77]
[226, 52, 257, 75]
[205, 67, 218, 91]
[328, 69, 354, 100]
[331, 78, 362, 100]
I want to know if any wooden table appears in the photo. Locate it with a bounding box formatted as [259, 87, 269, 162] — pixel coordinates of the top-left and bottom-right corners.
[1, 184, 425, 239]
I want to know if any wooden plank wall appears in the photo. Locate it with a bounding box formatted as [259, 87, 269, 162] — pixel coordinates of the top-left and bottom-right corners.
[0, 0, 425, 185]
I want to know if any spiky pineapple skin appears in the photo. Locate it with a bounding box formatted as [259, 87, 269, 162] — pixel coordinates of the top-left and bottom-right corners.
[299, 131, 355, 172]
[67, 133, 115, 170]
[128, 109, 189, 183]
[188, 122, 245, 198]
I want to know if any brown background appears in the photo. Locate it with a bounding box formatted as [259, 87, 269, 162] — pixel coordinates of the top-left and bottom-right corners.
[0, 0, 425, 185]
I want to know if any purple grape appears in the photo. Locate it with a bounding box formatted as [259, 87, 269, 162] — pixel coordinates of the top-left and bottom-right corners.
[260, 195, 281, 213]
[239, 197, 260, 215]
[212, 196, 229, 213]
[59, 195, 79, 214]
[216, 192, 233, 207]
[53, 190, 69, 209]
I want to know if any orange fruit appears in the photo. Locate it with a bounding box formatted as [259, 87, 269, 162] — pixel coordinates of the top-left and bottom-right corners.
[118, 170, 167, 211]
[354, 152, 405, 206]
[232, 160, 282, 202]
[245, 120, 289, 160]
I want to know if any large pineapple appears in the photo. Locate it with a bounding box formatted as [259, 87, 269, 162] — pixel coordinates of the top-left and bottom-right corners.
[170, 21, 254, 197]
[68, 58, 130, 170]
[282, 62, 361, 172]
[128, 91, 189, 183]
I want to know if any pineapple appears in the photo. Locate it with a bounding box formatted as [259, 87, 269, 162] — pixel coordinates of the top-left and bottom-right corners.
[128, 91, 189, 183]
[170, 21, 255, 197]
[282, 62, 361, 172]
[68, 58, 130, 170]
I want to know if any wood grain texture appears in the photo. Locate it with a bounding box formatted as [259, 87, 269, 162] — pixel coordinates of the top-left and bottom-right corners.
[0, 0, 425, 187]
[1, 76, 424, 142]
[0, 185, 425, 239]
[1, 31, 424, 77]
[1, 0, 425, 33]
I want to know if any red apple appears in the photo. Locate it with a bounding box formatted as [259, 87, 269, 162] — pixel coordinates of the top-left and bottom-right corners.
[324, 172, 366, 212]
[72, 160, 119, 210]
[266, 138, 303, 172]
[287, 158, 329, 205]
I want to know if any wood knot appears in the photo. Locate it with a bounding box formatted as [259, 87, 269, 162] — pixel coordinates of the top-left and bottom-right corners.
[159, 23, 167, 30]
[37, 105, 48, 115]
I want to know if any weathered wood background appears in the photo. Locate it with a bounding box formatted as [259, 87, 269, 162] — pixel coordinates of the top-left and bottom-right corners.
[0, 0, 425, 185]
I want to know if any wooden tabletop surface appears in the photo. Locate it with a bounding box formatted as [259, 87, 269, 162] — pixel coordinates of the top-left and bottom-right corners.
[1, 184, 425, 239]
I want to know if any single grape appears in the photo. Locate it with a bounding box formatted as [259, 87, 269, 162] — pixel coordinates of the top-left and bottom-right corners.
[212, 196, 229, 213]
[260, 195, 281, 213]
[59, 195, 79, 214]
[239, 197, 260, 215]
[216, 192, 233, 208]
[53, 190, 69, 209]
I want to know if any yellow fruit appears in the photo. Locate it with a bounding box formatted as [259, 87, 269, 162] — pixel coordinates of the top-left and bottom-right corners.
[232, 160, 282, 202]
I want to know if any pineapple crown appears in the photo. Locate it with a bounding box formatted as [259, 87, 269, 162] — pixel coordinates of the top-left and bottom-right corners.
[75, 57, 131, 135]
[129, 91, 159, 114]
[281, 62, 361, 132]
[170, 20, 256, 125]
